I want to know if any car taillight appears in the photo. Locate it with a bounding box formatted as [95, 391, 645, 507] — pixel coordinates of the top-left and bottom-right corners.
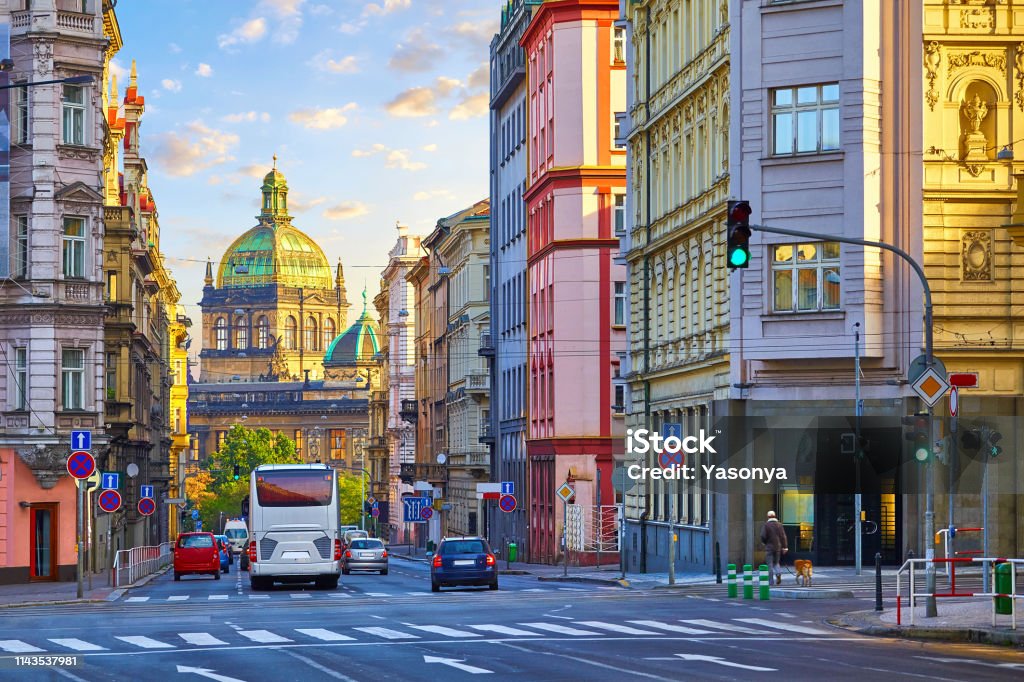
[248, 540, 257, 562]
[381, 550, 388, 558]
[432, 554, 442, 568]
[486, 554, 496, 566]
[345, 550, 352, 559]
[334, 539, 342, 560]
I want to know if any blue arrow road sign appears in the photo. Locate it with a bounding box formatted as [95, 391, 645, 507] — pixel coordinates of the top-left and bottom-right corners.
[663, 423, 682, 441]
[141, 485, 154, 499]
[71, 430, 91, 451]
[101, 472, 119, 490]
[192, 509, 200, 520]
[501, 481, 514, 495]
[196, 520, 202, 531]
[402, 496, 431, 523]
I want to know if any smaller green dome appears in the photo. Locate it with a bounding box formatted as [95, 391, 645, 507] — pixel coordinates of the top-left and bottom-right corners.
[324, 290, 379, 366]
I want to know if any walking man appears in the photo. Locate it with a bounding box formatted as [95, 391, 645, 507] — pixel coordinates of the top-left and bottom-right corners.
[760, 510, 788, 585]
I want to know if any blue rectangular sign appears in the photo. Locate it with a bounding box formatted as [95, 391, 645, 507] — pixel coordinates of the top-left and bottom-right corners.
[71, 430, 92, 451]
[402, 496, 432, 523]
[663, 423, 682, 441]
[101, 472, 119, 490]
[141, 485, 154, 499]
[501, 481, 514, 495]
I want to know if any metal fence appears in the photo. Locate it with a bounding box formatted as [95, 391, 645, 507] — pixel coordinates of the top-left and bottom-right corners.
[566, 505, 620, 553]
[113, 542, 174, 588]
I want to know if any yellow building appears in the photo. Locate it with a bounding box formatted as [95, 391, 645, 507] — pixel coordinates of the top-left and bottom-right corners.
[622, 1, 731, 572]
[922, 1, 1024, 558]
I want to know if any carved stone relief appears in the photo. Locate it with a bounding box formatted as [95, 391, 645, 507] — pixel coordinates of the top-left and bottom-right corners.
[1015, 44, 1024, 111]
[925, 42, 942, 111]
[961, 229, 993, 281]
[947, 50, 1006, 76]
[16, 445, 71, 489]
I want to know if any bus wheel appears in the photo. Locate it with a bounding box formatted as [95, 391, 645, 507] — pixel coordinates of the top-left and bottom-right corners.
[316, 576, 339, 590]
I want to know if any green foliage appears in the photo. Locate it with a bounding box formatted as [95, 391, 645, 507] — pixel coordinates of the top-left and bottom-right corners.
[337, 471, 364, 526]
[207, 425, 299, 488]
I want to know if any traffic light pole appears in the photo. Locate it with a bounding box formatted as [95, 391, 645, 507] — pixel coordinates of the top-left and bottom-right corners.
[752, 222, 937, 616]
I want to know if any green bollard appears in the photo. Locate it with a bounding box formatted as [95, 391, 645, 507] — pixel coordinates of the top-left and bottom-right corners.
[727, 563, 737, 598]
[743, 563, 753, 599]
[759, 564, 770, 600]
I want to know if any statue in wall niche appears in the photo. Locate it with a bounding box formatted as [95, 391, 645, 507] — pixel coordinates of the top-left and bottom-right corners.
[962, 93, 991, 162]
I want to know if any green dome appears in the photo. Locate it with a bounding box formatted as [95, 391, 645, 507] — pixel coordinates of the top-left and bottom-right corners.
[217, 224, 332, 289]
[324, 293, 379, 366]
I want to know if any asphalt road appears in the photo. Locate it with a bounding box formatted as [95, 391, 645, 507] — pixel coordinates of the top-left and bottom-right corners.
[1, 558, 1022, 681]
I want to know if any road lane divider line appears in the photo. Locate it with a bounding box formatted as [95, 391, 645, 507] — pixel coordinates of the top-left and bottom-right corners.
[576, 621, 659, 635]
[167, 596, 189, 601]
[466, 624, 542, 637]
[0, 640, 45, 653]
[115, 636, 174, 649]
[403, 624, 483, 638]
[734, 618, 835, 635]
[124, 597, 149, 603]
[179, 633, 229, 646]
[680, 619, 770, 635]
[48, 638, 107, 651]
[353, 627, 418, 640]
[626, 621, 714, 635]
[208, 595, 229, 600]
[517, 623, 601, 636]
[238, 630, 293, 643]
[295, 628, 355, 642]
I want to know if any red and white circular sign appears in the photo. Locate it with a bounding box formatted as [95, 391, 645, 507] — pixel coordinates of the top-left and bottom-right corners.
[949, 386, 959, 417]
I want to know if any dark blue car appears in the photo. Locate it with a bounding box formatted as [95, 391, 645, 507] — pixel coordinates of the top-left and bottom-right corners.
[430, 537, 498, 592]
[214, 535, 231, 573]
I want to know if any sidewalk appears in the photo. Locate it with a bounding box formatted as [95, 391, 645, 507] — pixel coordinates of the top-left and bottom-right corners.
[0, 570, 117, 609]
[833, 600, 1024, 646]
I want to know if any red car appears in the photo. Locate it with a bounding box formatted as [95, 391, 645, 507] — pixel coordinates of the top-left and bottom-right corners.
[174, 532, 222, 581]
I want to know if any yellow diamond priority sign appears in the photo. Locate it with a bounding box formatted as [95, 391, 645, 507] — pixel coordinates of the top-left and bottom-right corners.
[556, 482, 575, 504]
[911, 367, 949, 407]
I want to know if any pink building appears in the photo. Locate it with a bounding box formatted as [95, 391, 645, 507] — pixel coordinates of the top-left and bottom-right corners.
[522, 0, 626, 565]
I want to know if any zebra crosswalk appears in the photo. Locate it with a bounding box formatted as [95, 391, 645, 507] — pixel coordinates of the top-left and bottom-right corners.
[120, 585, 582, 603]
[0, 614, 839, 655]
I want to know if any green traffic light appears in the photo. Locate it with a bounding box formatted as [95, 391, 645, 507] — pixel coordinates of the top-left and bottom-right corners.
[915, 447, 929, 462]
[729, 249, 749, 267]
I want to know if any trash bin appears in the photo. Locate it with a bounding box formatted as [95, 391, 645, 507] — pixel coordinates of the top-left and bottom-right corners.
[426, 540, 435, 554]
[995, 562, 1013, 615]
[508, 542, 518, 563]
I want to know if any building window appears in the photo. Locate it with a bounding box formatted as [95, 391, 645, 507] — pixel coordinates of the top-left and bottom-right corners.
[771, 83, 840, 156]
[62, 84, 87, 146]
[234, 317, 247, 349]
[305, 316, 318, 351]
[613, 27, 625, 63]
[215, 317, 227, 350]
[62, 217, 86, 278]
[329, 429, 347, 461]
[14, 347, 28, 411]
[614, 195, 625, 235]
[323, 317, 336, 350]
[175, 359, 184, 385]
[216, 431, 227, 452]
[772, 242, 841, 312]
[61, 348, 85, 410]
[256, 316, 269, 349]
[14, 216, 28, 278]
[11, 86, 28, 144]
[614, 282, 626, 325]
[294, 429, 303, 459]
[285, 316, 297, 350]
[105, 351, 117, 400]
[106, 271, 117, 301]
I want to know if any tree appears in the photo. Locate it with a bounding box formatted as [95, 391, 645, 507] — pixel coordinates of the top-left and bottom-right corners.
[208, 425, 300, 487]
[185, 470, 215, 509]
[337, 471, 364, 526]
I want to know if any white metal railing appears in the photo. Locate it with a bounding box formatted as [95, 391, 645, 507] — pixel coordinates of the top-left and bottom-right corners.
[566, 504, 620, 553]
[113, 542, 174, 588]
[896, 556, 1022, 628]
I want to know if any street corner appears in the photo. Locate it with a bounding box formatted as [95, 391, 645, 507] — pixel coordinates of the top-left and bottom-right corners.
[771, 588, 855, 599]
[828, 609, 1024, 647]
[536, 575, 630, 588]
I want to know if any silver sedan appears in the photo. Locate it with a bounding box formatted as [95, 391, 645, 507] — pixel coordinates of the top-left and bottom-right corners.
[342, 539, 389, 575]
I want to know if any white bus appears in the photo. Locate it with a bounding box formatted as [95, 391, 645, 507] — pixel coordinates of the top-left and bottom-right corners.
[247, 463, 341, 590]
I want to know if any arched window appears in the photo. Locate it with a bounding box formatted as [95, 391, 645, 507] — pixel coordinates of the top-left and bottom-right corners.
[284, 316, 297, 350]
[305, 316, 318, 351]
[234, 317, 247, 349]
[215, 317, 227, 350]
[323, 317, 336, 350]
[257, 316, 269, 349]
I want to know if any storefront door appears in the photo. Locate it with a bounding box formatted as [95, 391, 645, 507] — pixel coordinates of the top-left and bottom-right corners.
[29, 503, 58, 581]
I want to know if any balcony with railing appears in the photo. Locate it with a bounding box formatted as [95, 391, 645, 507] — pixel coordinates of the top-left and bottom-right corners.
[367, 435, 388, 451]
[466, 368, 489, 396]
[478, 331, 494, 358]
[479, 420, 495, 445]
[449, 446, 490, 469]
[399, 462, 447, 484]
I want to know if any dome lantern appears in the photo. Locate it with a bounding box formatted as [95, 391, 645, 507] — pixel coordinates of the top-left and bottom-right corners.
[260, 154, 289, 222]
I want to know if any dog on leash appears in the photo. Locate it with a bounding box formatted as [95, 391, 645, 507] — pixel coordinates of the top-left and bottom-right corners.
[794, 559, 813, 587]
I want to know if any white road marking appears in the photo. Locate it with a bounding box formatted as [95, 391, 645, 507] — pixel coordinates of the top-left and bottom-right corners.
[0, 640, 45, 653]
[680, 619, 770, 635]
[248, 594, 270, 599]
[328, 592, 351, 597]
[518, 622, 601, 636]
[208, 594, 229, 600]
[520, 588, 545, 592]
[557, 587, 585, 591]
[116, 635, 174, 649]
[626, 620, 714, 635]
[48, 638, 107, 651]
[406, 591, 425, 596]
[364, 592, 391, 597]
[734, 618, 834, 635]
[404, 624, 483, 638]
[423, 655, 493, 675]
[125, 596, 150, 603]
[353, 626, 418, 640]
[467, 624, 543, 637]
[279, 648, 361, 681]
[673, 653, 776, 672]
[179, 633, 229, 646]
[576, 621, 658, 635]
[290, 593, 312, 599]
[295, 628, 355, 642]
[238, 630, 292, 643]
[168, 595, 189, 601]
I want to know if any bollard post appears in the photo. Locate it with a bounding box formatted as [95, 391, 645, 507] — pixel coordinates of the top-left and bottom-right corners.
[875, 552, 883, 612]
[759, 564, 770, 600]
[715, 542, 722, 584]
[727, 563, 737, 597]
[743, 563, 753, 599]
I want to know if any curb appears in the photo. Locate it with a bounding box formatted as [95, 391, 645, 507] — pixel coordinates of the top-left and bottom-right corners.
[499, 570, 532, 575]
[829, 611, 1024, 647]
[537, 576, 630, 588]
[0, 598, 108, 610]
[772, 588, 855, 599]
[391, 553, 429, 564]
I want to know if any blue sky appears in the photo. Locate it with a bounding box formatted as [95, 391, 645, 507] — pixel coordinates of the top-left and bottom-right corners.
[115, 0, 495, 339]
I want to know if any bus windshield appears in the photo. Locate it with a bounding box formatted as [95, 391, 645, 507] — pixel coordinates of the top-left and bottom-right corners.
[255, 470, 334, 507]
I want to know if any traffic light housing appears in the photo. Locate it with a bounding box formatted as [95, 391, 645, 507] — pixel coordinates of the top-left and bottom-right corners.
[726, 200, 752, 269]
[233, 464, 240, 481]
[902, 414, 930, 463]
[961, 427, 1003, 458]
[985, 428, 1003, 458]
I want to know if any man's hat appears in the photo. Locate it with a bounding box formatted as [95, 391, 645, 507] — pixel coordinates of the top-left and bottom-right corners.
[767, 510, 776, 518]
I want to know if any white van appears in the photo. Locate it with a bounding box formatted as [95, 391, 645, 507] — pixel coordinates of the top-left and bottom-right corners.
[223, 519, 249, 555]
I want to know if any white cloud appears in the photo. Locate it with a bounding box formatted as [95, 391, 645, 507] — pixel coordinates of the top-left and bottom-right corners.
[168, 42, 182, 53]
[338, 21, 366, 35]
[288, 192, 328, 213]
[421, 144, 437, 152]
[352, 143, 388, 158]
[222, 111, 272, 123]
[195, 63, 214, 77]
[384, 87, 438, 118]
[351, 144, 426, 171]
[323, 201, 370, 220]
[388, 28, 444, 72]
[362, 0, 410, 17]
[109, 59, 129, 84]
[448, 19, 500, 48]
[218, 17, 268, 49]
[450, 92, 489, 120]
[467, 62, 489, 90]
[309, 50, 359, 74]
[413, 189, 455, 201]
[152, 121, 239, 177]
[161, 78, 183, 93]
[207, 175, 224, 186]
[288, 103, 358, 130]
[310, 4, 333, 15]
[237, 164, 271, 179]
[261, 0, 306, 44]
